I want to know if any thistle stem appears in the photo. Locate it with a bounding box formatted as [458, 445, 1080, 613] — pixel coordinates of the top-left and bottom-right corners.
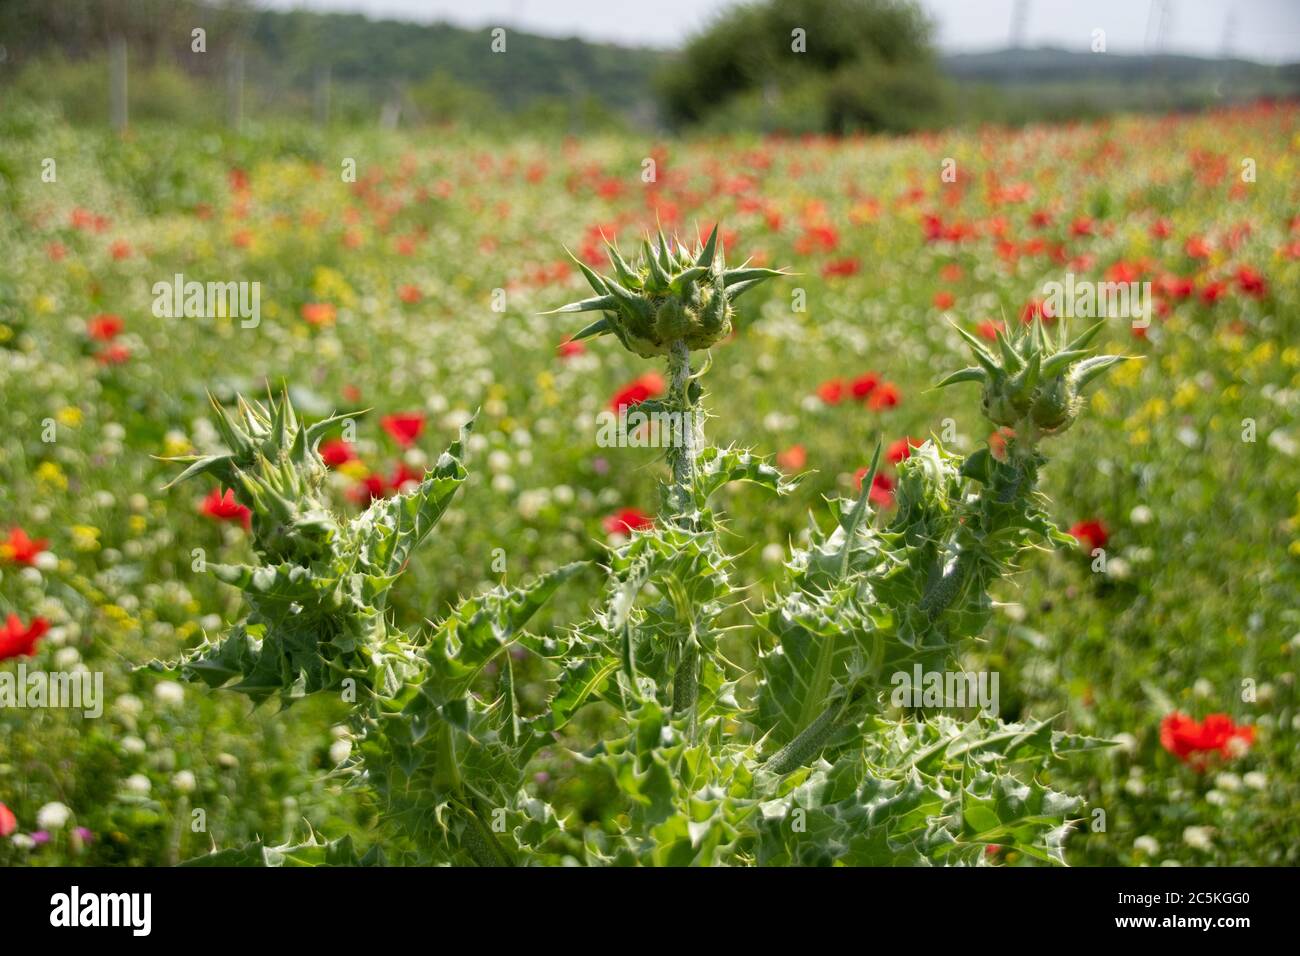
[665, 339, 699, 518]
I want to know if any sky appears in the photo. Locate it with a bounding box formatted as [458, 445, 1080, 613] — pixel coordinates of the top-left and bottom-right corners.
[256, 0, 1300, 63]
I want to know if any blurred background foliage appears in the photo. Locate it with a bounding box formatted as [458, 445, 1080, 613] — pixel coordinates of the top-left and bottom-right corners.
[1, 0, 1297, 135]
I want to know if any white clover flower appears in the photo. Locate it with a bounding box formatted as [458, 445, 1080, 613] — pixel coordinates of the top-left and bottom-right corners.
[124, 774, 152, 796]
[492, 473, 516, 494]
[1183, 826, 1215, 850]
[172, 770, 197, 794]
[54, 647, 81, 669]
[1215, 772, 1242, 792]
[1206, 790, 1227, 806]
[329, 739, 353, 764]
[761, 543, 785, 564]
[1129, 505, 1153, 524]
[1243, 771, 1267, 790]
[1124, 776, 1147, 797]
[37, 802, 71, 830]
[552, 484, 575, 504]
[121, 735, 146, 755]
[1111, 732, 1138, 756]
[1133, 836, 1160, 856]
[11, 833, 36, 850]
[153, 680, 185, 707]
[1192, 678, 1214, 699]
[488, 450, 513, 473]
[115, 694, 143, 718]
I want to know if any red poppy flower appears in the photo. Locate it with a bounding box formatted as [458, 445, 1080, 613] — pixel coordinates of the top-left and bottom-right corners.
[557, 338, 586, 359]
[988, 427, 1016, 460]
[398, 285, 421, 304]
[1235, 266, 1267, 298]
[939, 263, 963, 282]
[301, 303, 337, 327]
[388, 462, 423, 490]
[95, 344, 131, 365]
[933, 291, 955, 309]
[603, 508, 653, 536]
[1021, 298, 1056, 324]
[1068, 519, 1109, 553]
[200, 488, 251, 531]
[609, 372, 665, 411]
[349, 475, 388, 506]
[849, 373, 879, 400]
[0, 614, 49, 661]
[777, 444, 807, 471]
[1200, 281, 1227, 304]
[887, 437, 920, 464]
[1150, 218, 1172, 239]
[1, 528, 48, 566]
[47, 242, 68, 262]
[1160, 711, 1255, 765]
[976, 319, 1005, 342]
[821, 258, 860, 278]
[87, 314, 124, 341]
[867, 382, 901, 411]
[0, 802, 16, 838]
[854, 469, 895, 507]
[1184, 235, 1211, 259]
[109, 240, 132, 260]
[318, 439, 357, 468]
[381, 413, 425, 448]
[817, 379, 846, 405]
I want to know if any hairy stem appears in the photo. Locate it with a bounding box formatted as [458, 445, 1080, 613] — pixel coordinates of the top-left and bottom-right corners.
[766, 701, 842, 775]
[672, 642, 698, 715]
[665, 339, 699, 518]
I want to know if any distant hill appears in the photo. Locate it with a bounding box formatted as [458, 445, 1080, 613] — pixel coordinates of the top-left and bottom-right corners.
[242, 9, 669, 116]
[943, 47, 1298, 86]
[0, 1, 670, 125]
[938, 47, 1300, 121]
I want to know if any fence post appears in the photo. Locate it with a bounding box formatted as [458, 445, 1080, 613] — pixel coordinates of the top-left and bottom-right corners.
[109, 36, 128, 132]
[314, 66, 331, 126]
[227, 45, 244, 131]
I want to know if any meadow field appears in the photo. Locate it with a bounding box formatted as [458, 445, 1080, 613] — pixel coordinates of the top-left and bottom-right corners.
[0, 97, 1297, 866]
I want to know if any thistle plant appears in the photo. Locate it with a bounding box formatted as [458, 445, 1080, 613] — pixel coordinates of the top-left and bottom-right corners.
[538, 230, 1129, 865]
[149, 230, 1129, 867]
[550, 225, 784, 517]
[148, 391, 581, 865]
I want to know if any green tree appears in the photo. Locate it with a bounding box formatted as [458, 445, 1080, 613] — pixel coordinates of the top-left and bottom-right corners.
[658, 0, 945, 133]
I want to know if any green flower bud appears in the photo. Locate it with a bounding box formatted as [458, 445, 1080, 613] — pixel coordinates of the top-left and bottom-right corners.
[936, 318, 1132, 441]
[547, 225, 785, 358]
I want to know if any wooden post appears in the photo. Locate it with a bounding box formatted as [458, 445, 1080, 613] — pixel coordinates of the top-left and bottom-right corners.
[314, 66, 331, 126]
[109, 36, 128, 132]
[227, 46, 244, 131]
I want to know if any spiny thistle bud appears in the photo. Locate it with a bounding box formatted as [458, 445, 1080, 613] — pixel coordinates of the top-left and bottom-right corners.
[546, 224, 785, 357]
[936, 318, 1131, 438]
[163, 391, 355, 562]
